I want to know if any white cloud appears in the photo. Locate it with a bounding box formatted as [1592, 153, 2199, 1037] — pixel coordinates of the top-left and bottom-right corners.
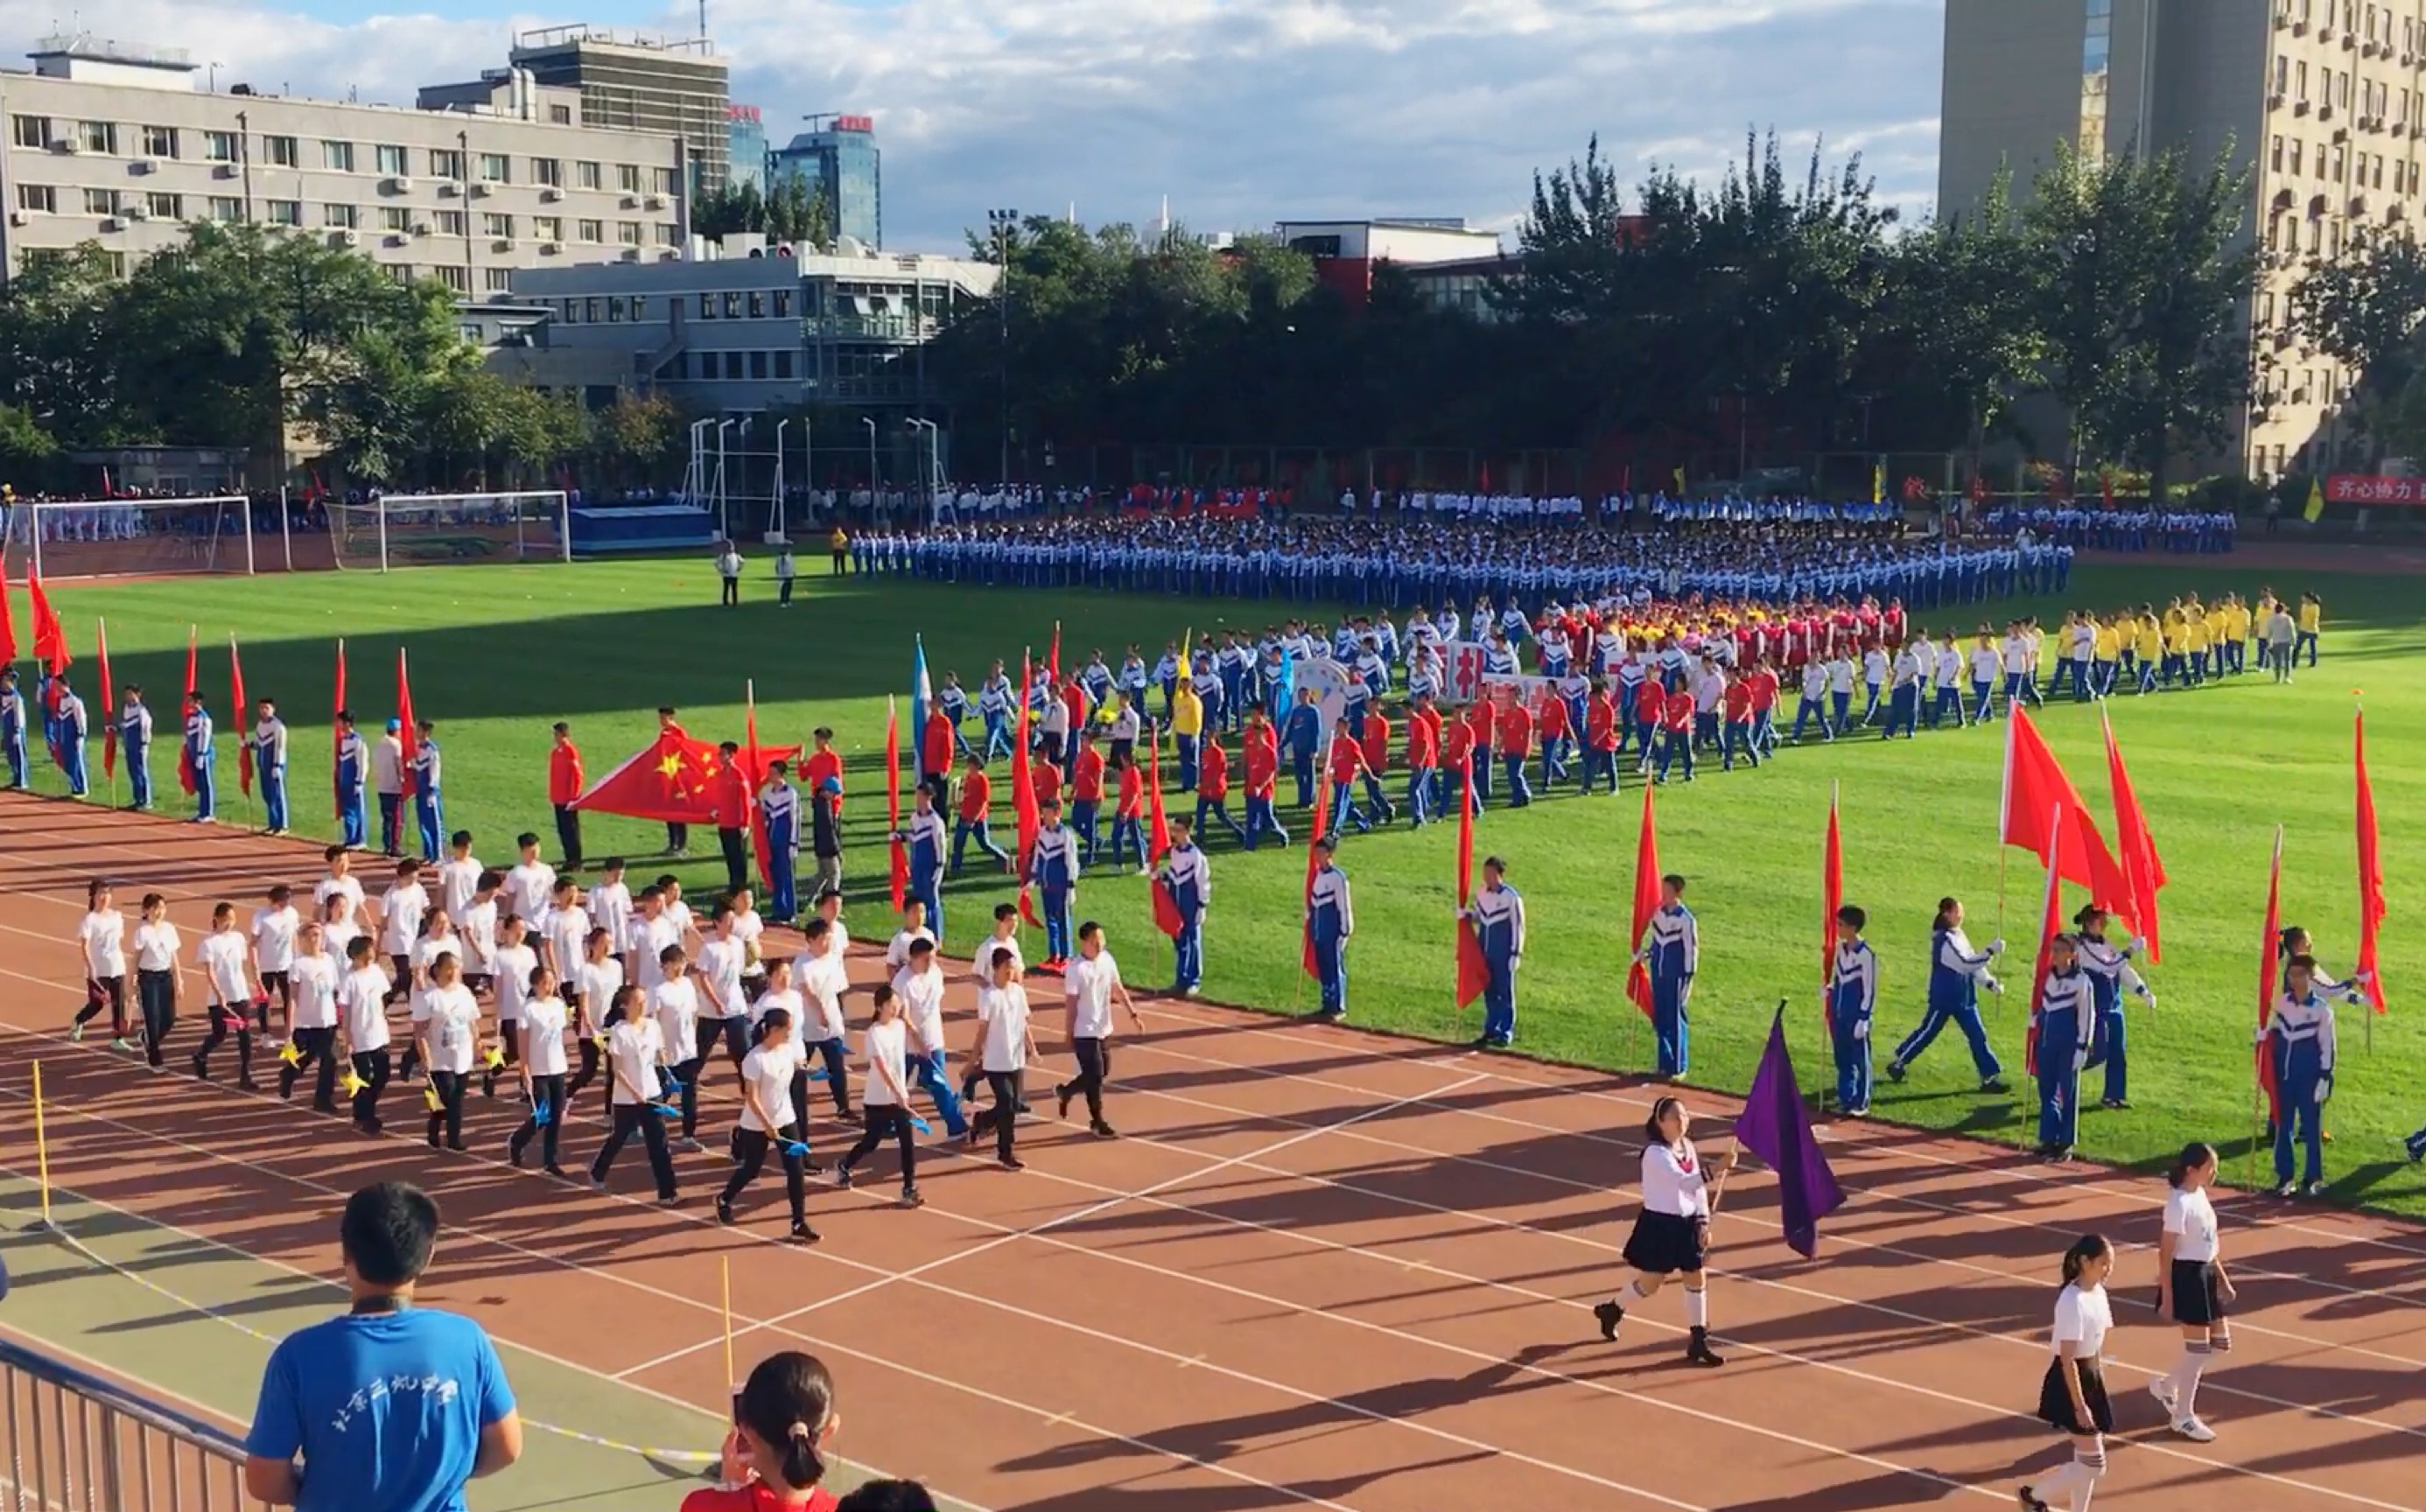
[0, 0, 1946, 248]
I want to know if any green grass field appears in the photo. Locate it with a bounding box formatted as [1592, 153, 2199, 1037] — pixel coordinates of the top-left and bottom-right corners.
[20, 553, 2426, 1214]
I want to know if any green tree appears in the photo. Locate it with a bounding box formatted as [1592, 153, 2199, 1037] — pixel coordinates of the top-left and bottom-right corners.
[765, 170, 832, 249]
[2293, 226, 2426, 459]
[1883, 172, 2046, 469]
[0, 244, 140, 448]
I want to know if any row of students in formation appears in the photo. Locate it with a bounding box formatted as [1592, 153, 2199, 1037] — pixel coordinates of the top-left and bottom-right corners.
[65, 851, 1153, 1242]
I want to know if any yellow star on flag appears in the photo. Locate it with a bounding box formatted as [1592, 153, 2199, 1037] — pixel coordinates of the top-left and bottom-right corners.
[278, 1040, 303, 1065]
[484, 1046, 506, 1068]
[338, 1068, 367, 1096]
[656, 752, 684, 780]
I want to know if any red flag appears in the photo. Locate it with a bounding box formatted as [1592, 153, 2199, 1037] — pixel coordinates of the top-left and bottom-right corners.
[2255, 827, 2285, 1118]
[230, 636, 253, 796]
[177, 626, 198, 795]
[1302, 778, 1330, 979]
[1048, 623, 1062, 690]
[885, 696, 906, 913]
[2356, 710, 2386, 1013]
[27, 572, 67, 673]
[1624, 784, 1660, 1018]
[1454, 754, 1489, 1010]
[332, 638, 347, 818]
[744, 682, 775, 888]
[0, 556, 19, 664]
[573, 731, 798, 823]
[97, 619, 116, 780]
[1146, 734, 1172, 863]
[396, 648, 418, 798]
[1820, 784, 1844, 1029]
[2022, 808, 2068, 1076]
[2001, 707, 2132, 918]
[2100, 710, 2165, 963]
[1013, 651, 1041, 927]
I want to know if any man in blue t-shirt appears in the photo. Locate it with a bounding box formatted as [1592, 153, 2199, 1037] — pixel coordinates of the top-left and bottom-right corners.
[244, 1182, 522, 1512]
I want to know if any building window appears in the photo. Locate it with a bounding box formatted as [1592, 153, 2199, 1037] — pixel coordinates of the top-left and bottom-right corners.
[698, 292, 715, 318]
[321, 140, 354, 172]
[264, 134, 298, 167]
[2079, 0, 2114, 160]
[578, 218, 603, 242]
[585, 297, 603, 323]
[78, 120, 118, 155]
[100, 251, 125, 278]
[15, 184, 54, 214]
[549, 104, 572, 125]
[2333, 143, 2347, 180]
[629, 295, 647, 320]
[375, 144, 408, 176]
[749, 351, 768, 380]
[772, 289, 791, 318]
[533, 158, 562, 187]
[436, 264, 468, 293]
[145, 192, 181, 220]
[577, 160, 602, 190]
[208, 196, 242, 222]
[478, 152, 510, 183]
[484, 268, 511, 292]
[534, 215, 563, 242]
[747, 290, 766, 318]
[653, 167, 678, 195]
[84, 187, 119, 215]
[558, 298, 578, 323]
[267, 199, 302, 226]
[431, 148, 464, 180]
[11, 114, 50, 149]
[774, 349, 794, 380]
[2291, 139, 2305, 175]
[2297, 60, 2310, 102]
[605, 296, 623, 322]
[435, 209, 466, 235]
[482, 212, 514, 239]
[204, 130, 238, 162]
[723, 291, 742, 318]
[139, 124, 178, 158]
[656, 221, 679, 245]
[2275, 55, 2289, 95]
[380, 206, 410, 232]
[2261, 291, 2277, 326]
[619, 220, 642, 245]
[2272, 134, 2285, 172]
[325, 203, 359, 229]
[617, 163, 642, 193]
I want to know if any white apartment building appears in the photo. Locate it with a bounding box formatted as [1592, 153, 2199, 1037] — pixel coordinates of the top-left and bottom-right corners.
[0, 34, 688, 294]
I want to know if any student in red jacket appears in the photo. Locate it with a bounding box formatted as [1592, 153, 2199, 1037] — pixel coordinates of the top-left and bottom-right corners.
[1656, 679, 1696, 784]
[1632, 678, 1666, 774]
[1536, 691, 1574, 785]
[1465, 700, 1497, 806]
[1747, 661, 1782, 758]
[1242, 710, 1286, 850]
[1441, 709, 1479, 816]
[1325, 726, 1372, 836]
[1069, 733, 1107, 864]
[1403, 691, 1440, 827]
[1582, 685, 1621, 794]
[950, 754, 1008, 874]
[547, 723, 585, 870]
[1357, 706, 1397, 827]
[920, 708, 954, 808]
[1107, 752, 1147, 871]
[1495, 695, 1535, 808]
[714, 741, 755, 894]
[1194, 735, 1247, 844]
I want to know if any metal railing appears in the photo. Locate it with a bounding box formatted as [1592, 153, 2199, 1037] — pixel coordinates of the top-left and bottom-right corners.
[1, 1336, 265, 1512]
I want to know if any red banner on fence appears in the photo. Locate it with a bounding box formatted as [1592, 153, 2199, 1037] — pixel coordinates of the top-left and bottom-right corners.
[2325, 474, 2426, 504]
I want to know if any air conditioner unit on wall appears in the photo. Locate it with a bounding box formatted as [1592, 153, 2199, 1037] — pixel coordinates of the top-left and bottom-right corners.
[540, 186, 562, 202]
[384, 176, 413, 192]
[130, 158, 158, 174]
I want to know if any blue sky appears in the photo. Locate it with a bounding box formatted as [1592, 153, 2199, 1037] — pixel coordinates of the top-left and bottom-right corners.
[0, 0, 1947, 251]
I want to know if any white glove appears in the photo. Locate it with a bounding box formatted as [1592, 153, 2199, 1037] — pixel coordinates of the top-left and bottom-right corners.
[1509, 955, 1522, 972]
[1852, 1019, 1869, 1040]
[2135, 984, 2156, 1006]
[2315, 1076, 2332, 1105]
[1631, 948, 1649, 964]
[2121, 942, 2137, 960]
[2072, 1048, 2089, 1073]
[1986, 937, 2005, 955]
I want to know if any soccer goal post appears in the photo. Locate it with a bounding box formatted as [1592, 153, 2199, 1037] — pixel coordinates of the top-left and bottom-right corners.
[327, 490, 572, 572]
[0, 496, 256, 580]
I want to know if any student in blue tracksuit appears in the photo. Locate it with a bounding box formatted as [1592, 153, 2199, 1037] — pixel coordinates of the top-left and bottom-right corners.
[1028, 800, 1080, 968]
[0, 669, 25, 789]
[1305, 836, 1352, 1020]
[411, 720, 444, 861]
[759, 760, 800, 920]
[2032, 934, 2096, 1162]
[253, 697, 291, 834]
[54, 676, 89, 796]
[1640, 875, 1697, 1079]
[1281, 690, 1322, 808]
[185, 690, 217, 822]
[1887, 897, 2007, 1091]
[333, 711, 368, 850]
[2074, 906, 2155, 1111]
[1462, 857, 1525, 1050]
[1156, 817, 1209, 996]
[1826, 906, 1877, 1116]
[118, 684, 154, 810]
[895, 788, 948, 943]
[2268, 955, 2359, 1198]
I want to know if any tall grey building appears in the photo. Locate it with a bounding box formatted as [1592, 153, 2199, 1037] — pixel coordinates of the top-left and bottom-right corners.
[1939, 0, 2426, 479]
[510, 26, 729, 195]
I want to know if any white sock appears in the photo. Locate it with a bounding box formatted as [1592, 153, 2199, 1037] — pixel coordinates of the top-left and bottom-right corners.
[2171, 1343, 2208, 1419]
[1625, 1278, 1651, 1304]
[2069, 1443, 2107, 1512]
[1684, 1286, 1708, 1328]
[2036, 1461, 2084, 1502]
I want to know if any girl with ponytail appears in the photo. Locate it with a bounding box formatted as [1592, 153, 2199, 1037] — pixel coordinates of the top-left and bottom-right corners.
[686, 1350, 842, 1511]
[2020, 1234, 2116, 1512]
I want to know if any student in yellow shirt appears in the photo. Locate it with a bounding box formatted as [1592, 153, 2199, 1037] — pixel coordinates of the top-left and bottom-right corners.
[1170, 678, 1205, 791]
[2133, 611, 2164, 696]
[2296, 593, 2323, 668]
[2092, 615, 2122, 698]
[2184, 611, 2211, 687]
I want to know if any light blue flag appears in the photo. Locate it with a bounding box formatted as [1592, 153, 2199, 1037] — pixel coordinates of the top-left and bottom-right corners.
[911, 635, 934, 777]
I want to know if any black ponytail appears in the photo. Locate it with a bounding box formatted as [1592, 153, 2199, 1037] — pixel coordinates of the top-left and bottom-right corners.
[2166, 1142, 2216, 1189]
[736, 1350, 835, 1492]
[1932, 897, 1960, 932]
[1642, 1095, 1682, 1144]
[2058, 1233, 2110, 1288]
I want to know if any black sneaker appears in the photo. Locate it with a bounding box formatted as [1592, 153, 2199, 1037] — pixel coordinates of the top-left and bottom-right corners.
[1685, 1326, 1725, 1367]
[236, 1077, 262, 1093]
[833, 1165, 854, 1189]
[999, 1156, 1025, 1172]
[1055, 1084, 1074, 1121]
[1981, 1076, 2010, 1094]
[278, 1068, 298, 1100]
[1090, 1121, 1119, 1139]
[789, 1222, 820, 1245]
[507, 1138, 524, 1169]
[1593, 1300, 1623, 1341]
[2101, 1097, 2131, 1110]
[716, 1200, 736, 1226]
[1883, 1060, 1905, 1084]
[543, 1164, 569, 1180]
[897, 1186, 924, 1209]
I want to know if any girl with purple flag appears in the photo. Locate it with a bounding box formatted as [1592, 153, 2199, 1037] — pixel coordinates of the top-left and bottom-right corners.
[1594, 1095, 1734, 1367]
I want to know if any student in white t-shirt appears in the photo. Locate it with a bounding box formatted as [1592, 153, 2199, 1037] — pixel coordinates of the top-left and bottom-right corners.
[888, 938, 968, 1138]
[2149, 1143, 2231, 1444]
[190, 902, 262, 1089]
[1056, 920, 1143, 1137]
[456, 872, 503, 995]
[398, 910, 459, 1082]
[71, 878, 132, 1047]
[885, 900, 937, 973]
[566, 927, 623, 1117]
[436, 833, 483, 927]
[503, 833, 557, 934]
[419, 951, 483, 1152]
[833, 984, 923, 1208]
[967, 947, 1037, 1171]
[279, 920, 344, 1110]
[649, 942, 705, 1152]
[483, 914, 540, 1098]
[313, 847, 373, 935]
[379, 858, 429, 1001]
[539, 878, 589, 981]
[719, 1003, 818, 1243]
[625, 886, 680, 992]
[129, 892, 185, 1069]
[507, 964, 573, 1175]
[249, 883, 303, 1039]
[790, 919, 854, 1121]
[727, 886, 768, 998]
[694, 905, 752, 1072]
[335, 936, 394, 1133]
[2023, 1234, 2117, 1512]
[958, 903, 1028, 1105]
[587, 984, 678, 1202]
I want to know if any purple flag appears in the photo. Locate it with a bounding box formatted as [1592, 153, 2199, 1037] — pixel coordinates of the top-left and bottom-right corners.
[1732, 1004, 1846, 1259]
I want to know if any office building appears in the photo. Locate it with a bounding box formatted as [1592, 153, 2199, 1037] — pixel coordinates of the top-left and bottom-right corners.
[727, 103, 767, 194]
[770, 114, 881, 248]
[508, 234, 997, 408]
[1939, 0, 2426, 480]
[0, 34, 686, 288]
[1276, 218, 1505, 306]
[509, 25, 729, 194]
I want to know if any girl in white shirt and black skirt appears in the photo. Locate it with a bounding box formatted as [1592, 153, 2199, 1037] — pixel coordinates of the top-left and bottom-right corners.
[2149, 1142, 2230, 1443]
[2023, 1233, 2117, 1512]
[1595, 1095, 1734, 1367]
[71, 878, 131, 1048]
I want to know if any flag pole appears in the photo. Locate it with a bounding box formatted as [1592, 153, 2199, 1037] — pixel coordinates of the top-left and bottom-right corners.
[235, 634, 258, 835]
[101, 616, 121, 812]
[2358, 693, 2372, 1057]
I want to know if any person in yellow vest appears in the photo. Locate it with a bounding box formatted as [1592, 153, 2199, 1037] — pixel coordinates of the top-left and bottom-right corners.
[827, 524, 850, 577]
[2182, 604, 2210, 687]
[2296, 593, 2323, 668]
[1171, 676, 1205, 791]
[2091, 613, 2122, 698]
[2132, 610, 2164, 696]
[2220, 595, 2250, 676]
